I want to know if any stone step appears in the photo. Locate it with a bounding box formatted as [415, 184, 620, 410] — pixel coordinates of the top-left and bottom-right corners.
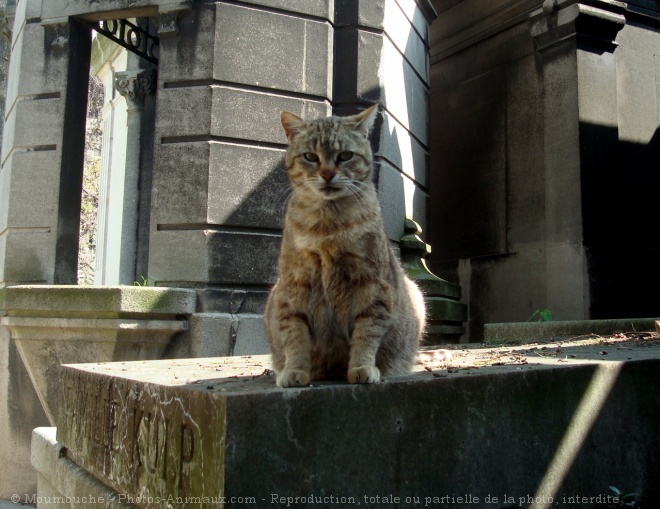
[35, 338, 660, 508]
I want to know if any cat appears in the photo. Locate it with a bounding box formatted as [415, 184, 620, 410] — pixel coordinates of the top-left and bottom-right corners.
[264, 104, 426, 387]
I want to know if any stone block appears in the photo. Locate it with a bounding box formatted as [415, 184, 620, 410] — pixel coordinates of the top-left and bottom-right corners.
[4, 150, 61, 228]
[159, 2, 332, 98]
[1, 285, 196, 317]
[213, 3, 332, 97]
[377, 110, 429, 188]
[335, 30, 429, 145]
[152, 142, 214, 226]
[0, 229, 55, 284]
[52, 345, 660, 506]
[376, 161, 427, 243]
[207, 230, 280, 285]
[232, 314, 269, 356]
[157, 85, 330, 144]
[615, 45, 657, 144]
[14, 22, 70, 97]
[152, 141, 289, 230]
[39, 0, 188, 20]
[149, 229, 280, 286]
[170, 312, 270, 359]
[2, 286, 195, 425]
[336, 0, 433, 44]
[197, 287, 270, 315]
[30, 427, 149, 509]
[12, 97, 64, 149]
[235, 0, 331, 18]
[157, 3, 217, 84]
[148, 230, 209, 285]
[181, 313, 235, 359]
[207, 143, 288, 230]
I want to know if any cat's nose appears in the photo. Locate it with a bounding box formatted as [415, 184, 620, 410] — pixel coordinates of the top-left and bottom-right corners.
[320, 169, 335, 182]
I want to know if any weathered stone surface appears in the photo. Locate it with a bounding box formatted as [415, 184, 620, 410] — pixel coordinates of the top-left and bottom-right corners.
[375, 160, 427, 242]
[156, 86, 329, 144]
[0, 229, 56, 284]
[377, 110, 429, 188]
[207, 230, 280, 285]
[2, 285, 196, 317]
[207, 144, 288, 230]
[1, 286, 195, 425]
[58, 367, 226, 507]
[148, 230, 209, 285]
[32, 427, 135, 509]
[3, 150, 61, 228]
[213, 3, 332, 97]
[152, 142, 288, 230]
[148, 229, 280, 286]
[51, 339, 660, 507]
[231, 0, 331, 18]
[335, 30, 429, 145]
[485, 318, 660, 344]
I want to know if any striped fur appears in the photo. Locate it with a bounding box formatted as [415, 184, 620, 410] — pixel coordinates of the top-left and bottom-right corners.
[265, 105, 425, 387]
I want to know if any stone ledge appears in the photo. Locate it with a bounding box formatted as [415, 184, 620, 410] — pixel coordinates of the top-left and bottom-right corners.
[484, 317, 660, 344]
[46, 337, 660, 508]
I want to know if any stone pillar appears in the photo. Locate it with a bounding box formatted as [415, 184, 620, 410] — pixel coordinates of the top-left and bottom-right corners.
[150, 1, 331, 355]
[334, 0, 436, 242]
[531, 0, 626, 321]
[429, 0, 659, 340]
[114, 69, 156, 285]
[0, 4, 91, 498]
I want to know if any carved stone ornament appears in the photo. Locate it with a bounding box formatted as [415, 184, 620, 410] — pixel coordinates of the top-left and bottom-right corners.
[51, 22, 69, 50]
[158, 2, 192, 38]
[115, 69, 157, 110]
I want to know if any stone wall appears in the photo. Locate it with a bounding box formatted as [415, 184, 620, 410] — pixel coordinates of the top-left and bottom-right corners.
[428, 0, 660, 340]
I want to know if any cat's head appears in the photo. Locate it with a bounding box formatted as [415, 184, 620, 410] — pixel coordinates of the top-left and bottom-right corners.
[280, 105, 378, 201]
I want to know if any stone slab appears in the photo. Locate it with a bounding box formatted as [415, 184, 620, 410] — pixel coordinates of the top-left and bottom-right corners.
[484, 318, 660, 344]
[54, 336, 660, 507]
[1, 285, 196, 317]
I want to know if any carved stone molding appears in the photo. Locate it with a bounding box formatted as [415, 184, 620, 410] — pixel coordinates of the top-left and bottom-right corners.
[115, 69, 157, 110]
[530, 0, 626, 53]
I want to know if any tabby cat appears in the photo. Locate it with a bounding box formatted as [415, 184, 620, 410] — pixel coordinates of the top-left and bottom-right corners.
[265, 105, 425, 387]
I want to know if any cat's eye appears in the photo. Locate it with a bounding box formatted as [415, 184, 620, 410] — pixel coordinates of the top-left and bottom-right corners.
[337, 151, 353, 163]
[303, 152, 319, 163]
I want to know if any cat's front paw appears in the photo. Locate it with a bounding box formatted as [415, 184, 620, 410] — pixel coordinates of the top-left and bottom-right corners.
[347, 366, 381, 384]
[276, 369, 311, 388]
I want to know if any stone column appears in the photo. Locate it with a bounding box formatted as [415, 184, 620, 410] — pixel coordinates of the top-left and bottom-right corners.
[334, 0, 436, 242]
[114, 69, 156, 285]
[0, 5, 92, 498]
[531, 0, 625, 320]
[150, 1, 333, 355]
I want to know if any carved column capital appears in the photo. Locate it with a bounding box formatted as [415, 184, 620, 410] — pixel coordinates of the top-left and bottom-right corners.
[115, 69, 157, 111]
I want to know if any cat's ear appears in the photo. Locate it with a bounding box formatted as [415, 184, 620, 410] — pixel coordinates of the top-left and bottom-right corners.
[281, 112, 306, 140]
[353, 104, 379, 135]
